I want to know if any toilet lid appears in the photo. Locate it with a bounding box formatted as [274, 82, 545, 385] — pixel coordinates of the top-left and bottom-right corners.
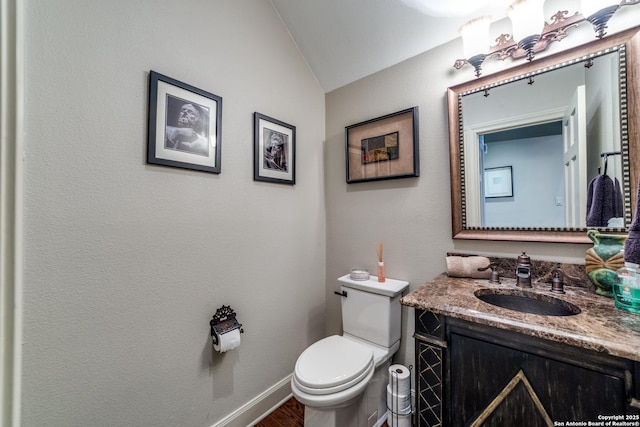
[294, 335, 374, 390]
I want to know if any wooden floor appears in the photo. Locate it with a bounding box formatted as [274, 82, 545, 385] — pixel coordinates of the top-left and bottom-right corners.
[255, 397, 304, 427]
[255, 397, 389, 426]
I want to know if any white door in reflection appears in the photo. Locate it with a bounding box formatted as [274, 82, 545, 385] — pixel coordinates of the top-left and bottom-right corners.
[562, 85, 587, 228]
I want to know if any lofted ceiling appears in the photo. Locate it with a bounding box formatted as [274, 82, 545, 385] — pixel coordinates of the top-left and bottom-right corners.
[269, 0, 514, 92]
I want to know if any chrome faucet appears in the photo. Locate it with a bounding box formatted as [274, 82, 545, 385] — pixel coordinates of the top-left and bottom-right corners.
[516, 252, 532, 288]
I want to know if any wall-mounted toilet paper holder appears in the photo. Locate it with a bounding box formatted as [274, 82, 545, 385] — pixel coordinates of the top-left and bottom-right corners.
[210, 305, 244, 347]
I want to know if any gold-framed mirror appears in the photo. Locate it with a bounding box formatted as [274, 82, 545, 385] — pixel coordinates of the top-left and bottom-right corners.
[448, 25, 640, 243]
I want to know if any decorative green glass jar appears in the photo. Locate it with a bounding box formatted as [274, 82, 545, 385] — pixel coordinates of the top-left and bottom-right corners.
[585, 229, 628, 297]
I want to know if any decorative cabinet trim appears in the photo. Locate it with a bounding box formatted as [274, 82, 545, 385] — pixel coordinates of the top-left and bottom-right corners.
[415, 308, 444, 339]
[413, 332, 447, 348]
[416, 339, 444, 427]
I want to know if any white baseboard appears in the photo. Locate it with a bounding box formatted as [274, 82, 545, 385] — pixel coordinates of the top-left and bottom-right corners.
[211, 374, 293, 427]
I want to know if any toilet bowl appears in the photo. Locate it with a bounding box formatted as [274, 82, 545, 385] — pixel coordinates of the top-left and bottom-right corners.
[292, 335, 376, 409]
[292, 335, 397, 427]
[291, 274, 409, 427]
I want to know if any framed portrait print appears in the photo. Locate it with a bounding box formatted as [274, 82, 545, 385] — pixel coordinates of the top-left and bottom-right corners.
[147, 70, 222, 174]
[484, 166, 513, 198]
[254, 112, 296, 185]
[345, 107, 419, 183]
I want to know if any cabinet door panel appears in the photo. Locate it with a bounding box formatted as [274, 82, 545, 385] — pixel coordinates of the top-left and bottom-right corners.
[416, 340, 445, 427]
[449, 333, 626, 426]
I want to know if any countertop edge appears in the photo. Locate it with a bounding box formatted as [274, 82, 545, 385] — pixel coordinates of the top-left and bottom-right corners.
[401, 274, 640, 362]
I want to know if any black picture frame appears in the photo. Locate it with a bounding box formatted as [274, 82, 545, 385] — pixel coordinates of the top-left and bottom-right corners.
[147, 70, 222, 174]
[484, 166, 514, 198]
[253, 112, 296, 185]
[345, 107, 419, 183]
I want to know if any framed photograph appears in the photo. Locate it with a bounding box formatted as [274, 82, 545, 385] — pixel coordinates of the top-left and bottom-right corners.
[147, 70, 222, 174]
[484, 166, 513, 198]
[254, 112, 296, 185]
[345, 107, 419, 183]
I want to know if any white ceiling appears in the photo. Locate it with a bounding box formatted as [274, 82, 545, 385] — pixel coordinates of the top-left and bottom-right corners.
[269, 0, 514, 92]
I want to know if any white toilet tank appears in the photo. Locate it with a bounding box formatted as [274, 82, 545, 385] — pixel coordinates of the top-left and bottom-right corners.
[338, 275, 409, 348]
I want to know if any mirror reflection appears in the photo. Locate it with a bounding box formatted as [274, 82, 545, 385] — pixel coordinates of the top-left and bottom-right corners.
[460, 47, 629, 230]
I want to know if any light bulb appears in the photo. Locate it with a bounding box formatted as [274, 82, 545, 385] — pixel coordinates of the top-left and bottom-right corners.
[506, 0, 545, 43]
[459, 16, 492, 60]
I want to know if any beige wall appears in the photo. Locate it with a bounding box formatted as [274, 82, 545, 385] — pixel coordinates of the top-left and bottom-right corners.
[21, 1, 325, 426]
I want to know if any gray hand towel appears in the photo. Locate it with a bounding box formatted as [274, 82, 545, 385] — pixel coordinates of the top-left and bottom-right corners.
[624, 175, 640, 264]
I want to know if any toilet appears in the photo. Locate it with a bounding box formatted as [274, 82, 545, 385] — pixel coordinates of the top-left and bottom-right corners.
[291, 274, 409, 427]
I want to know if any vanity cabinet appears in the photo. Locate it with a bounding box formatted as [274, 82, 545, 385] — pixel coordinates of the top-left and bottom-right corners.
[414, 309, 640, 427]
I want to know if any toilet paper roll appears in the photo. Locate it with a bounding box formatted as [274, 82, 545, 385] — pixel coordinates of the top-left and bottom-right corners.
[213, 328, 241, 353]
[388, 364, 411, 396]
[386, 384, 411, 414]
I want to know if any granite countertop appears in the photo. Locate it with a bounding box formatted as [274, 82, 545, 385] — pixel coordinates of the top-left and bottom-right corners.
[401, 273, 640, 362]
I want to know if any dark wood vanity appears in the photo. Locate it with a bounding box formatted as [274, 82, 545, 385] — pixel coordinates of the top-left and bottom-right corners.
[431, 21, 640, 427]
[422, 19, 640, 427]
[401, 274, 640, 427]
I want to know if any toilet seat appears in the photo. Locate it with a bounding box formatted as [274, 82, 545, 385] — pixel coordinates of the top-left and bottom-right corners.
[291, 364, 374, 409]
[293, 335, 374, 395]
[294, 358, 374, 395]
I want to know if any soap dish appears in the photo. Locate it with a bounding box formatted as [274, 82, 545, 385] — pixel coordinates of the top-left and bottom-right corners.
[350, 268, 370, 281]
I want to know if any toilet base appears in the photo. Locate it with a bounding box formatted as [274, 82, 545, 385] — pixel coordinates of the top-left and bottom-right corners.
[303, 360, 391, 427]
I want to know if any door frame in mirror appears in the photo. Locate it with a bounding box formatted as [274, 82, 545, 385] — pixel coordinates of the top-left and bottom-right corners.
[448, 25, 640, 243]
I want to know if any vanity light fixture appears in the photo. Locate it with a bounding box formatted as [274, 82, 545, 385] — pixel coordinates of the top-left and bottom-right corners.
[454, 0, 640, 77]
[506, 0, 546, 61]
[459, 16, 492, 77]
